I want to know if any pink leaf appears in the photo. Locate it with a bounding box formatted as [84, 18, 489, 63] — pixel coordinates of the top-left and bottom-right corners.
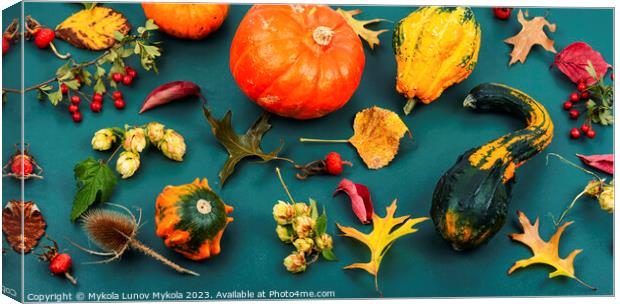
[333, 179, 374, 225]
[553, 42, 611, 85]
[576, 154, 614, 175]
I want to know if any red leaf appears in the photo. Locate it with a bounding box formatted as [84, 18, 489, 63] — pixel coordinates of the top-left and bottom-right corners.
[554, 42, 611, 85]
[576, 154, 613, 175]
[333, 179, 374, 224]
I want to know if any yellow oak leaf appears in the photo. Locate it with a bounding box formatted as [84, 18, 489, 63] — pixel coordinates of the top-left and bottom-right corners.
[337, 200, 428, 293]
[336, 8, 388, 50]
[504, 10, 556, 65]
[349, 106, 411, 169]
[508, 211, 596, 290]
[56, 6, 131, 51]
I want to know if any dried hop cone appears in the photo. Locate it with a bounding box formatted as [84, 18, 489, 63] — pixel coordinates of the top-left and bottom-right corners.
[273, 201, 295, 225]
[158, 129, 186, 161]
[145, 122, 166, 145]
[91, 128, 117, 151]
[116, 151, 141, 179]
[123, 127, 147, 153]
[283, 251, 306, 273]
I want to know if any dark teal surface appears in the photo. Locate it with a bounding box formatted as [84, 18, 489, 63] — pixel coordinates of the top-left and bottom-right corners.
[2, 3, 614, 300]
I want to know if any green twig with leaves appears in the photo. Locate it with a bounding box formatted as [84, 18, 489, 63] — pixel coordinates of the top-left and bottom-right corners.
[2, 20, 161, 107]
[584, 61, 614, 126]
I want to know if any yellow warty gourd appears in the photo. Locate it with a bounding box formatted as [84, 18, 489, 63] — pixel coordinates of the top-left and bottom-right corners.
[393, 7, 481, 114]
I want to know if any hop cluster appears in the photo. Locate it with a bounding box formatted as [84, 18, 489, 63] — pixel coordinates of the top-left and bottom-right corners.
[584, 179, 614, 213]
[272, 200, 335, 273]
[90, 122, 187, 178]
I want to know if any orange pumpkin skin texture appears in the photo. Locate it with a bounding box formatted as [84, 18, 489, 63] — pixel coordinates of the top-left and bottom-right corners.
[142, 3, 229, 40]
[155, 178, 234, 261]
[230, 5, 365, 120]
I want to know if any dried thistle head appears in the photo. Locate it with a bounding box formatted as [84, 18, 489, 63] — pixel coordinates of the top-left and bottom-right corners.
[81, 206, 139, 254]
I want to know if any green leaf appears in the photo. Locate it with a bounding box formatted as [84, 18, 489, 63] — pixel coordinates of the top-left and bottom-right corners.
[120, 47, 134, 58]
[309, 198, 319, 220]
[56, 63, 72, 78]
[95, 65, 106, 78]
[47, 90, 63, 106]
[113, 31, 125, 42]
[82, 2, 97, 10]
[36, 89, 46, 101]
[137, 26, 146, 35]
[70, 157, 117, 221]
[585, 60, 598, 81]
[315, 214, 327, 235]
[321, 249, 337, 261]
[144, 19, 158, 31]
[93, 78, 106, 94]
[39, 85, 53, 91]
[63, 79, 80, 90]
[203, 107, 286, 187]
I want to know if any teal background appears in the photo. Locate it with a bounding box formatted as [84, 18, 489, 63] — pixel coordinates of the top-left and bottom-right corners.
[2, 2, 614, 300]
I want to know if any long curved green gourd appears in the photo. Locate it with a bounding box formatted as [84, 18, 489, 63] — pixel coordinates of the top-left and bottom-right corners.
[431, 83, 554, 251]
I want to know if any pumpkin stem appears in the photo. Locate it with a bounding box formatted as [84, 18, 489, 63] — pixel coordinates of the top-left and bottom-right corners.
[275, 167, 296, 204]
[128, 239, 199, 276]
[312, 26, 334, 46]
[299, 138, 348, 143]
[403, 98, 417, 115]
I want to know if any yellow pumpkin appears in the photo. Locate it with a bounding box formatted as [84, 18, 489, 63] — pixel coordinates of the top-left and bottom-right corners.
[155, 178, 233, 260]
[393, 7, 481, 114]
[142, 3, 229, 40]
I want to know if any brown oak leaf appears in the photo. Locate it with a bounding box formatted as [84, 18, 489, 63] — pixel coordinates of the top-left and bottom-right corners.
[504, 10, 556, 65]
[508, 211, 596, 290]
[2, 200, 47, 253]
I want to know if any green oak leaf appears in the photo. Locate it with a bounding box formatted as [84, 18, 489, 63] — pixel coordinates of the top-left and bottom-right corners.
[70, 157, 117, 221]
[203, 106, 285, 187]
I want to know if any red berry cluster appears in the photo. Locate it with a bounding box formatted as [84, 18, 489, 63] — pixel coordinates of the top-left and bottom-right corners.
[62, 66, 136, 123]
[563, 80, 596, 139]
[112, 66, 138, 86]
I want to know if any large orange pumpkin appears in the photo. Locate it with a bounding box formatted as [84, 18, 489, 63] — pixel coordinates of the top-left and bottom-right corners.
[142, 3, 229, 40]
[230, 5, 365, 120]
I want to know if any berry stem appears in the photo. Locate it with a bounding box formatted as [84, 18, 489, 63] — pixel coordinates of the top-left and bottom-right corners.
[553, 189, 587, 227]
[275, 167, 296, 204]
[299, 138, 349, 143]
[546, 153, 603, 181]
[49, 42, 71, 60]
[105, 144, 123, 165]
[74, 90, 92, 104]
[64, 272, 77, 285]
